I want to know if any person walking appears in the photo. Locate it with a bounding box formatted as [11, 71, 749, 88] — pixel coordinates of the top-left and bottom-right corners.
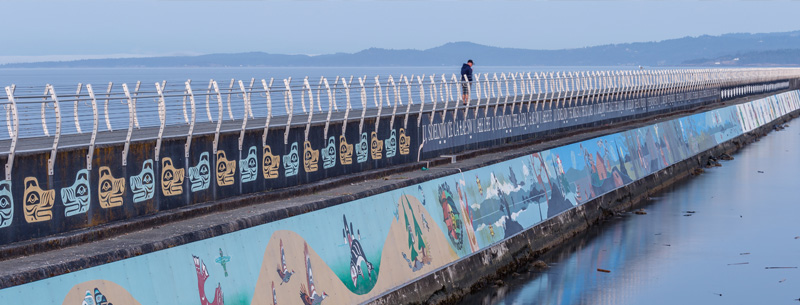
[461, 59, 474, 105]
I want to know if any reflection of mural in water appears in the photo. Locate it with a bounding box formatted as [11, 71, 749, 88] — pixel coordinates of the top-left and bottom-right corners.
[61, 169, 90, 217]
[356, 132, 369, 163]
[338, 135, 353, 165]
[23, 177, 55, 223]
[240, 146, 258, 183]
[130, 159, 155, 202]
[263, 146, 281, 179]
[216, 150, 236, 187]
[162, 157, 185, 196]
[321, 137, 337, 169]
[0, 181, 12, 228]
[98, 167, 125, 208]
[189, 152, 211, 192]
[284, 142, 300, 177]
[4, 91, 800, 305]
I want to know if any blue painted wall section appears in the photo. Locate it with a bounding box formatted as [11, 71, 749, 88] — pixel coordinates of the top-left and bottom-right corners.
[1, 91, 796, 304]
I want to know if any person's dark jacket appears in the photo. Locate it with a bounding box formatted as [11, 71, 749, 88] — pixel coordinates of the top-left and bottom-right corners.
[461, 63, 473, 82]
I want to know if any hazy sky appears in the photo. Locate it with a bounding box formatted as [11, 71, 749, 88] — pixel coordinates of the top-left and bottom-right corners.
[2, 0, 800, 63]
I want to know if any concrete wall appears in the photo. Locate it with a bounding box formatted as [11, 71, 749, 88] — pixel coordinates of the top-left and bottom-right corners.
[0, 82, 752, 246]
[0, 90, 796, 304]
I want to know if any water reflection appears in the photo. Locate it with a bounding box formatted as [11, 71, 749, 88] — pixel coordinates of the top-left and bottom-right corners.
[463, 122, 800, 305]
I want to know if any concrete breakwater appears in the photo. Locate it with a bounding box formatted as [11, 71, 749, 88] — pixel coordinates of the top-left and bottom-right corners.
[0, 88, 796, 304]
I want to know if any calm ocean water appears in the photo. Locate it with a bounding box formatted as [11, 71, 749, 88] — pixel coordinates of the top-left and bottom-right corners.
[462, 121, 800, 305]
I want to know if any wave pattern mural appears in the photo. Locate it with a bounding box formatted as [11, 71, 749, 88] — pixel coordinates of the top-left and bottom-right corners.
[2, 91, 798, 304]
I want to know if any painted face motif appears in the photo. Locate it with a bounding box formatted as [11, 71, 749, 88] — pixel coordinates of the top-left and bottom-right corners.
[356, 132, 369, 163]
[23, 177, 55, 223]
[130, 159, 155, 202]
[98, 167, 125, 208]
[262, 145, 280, 179]
[0, 180, 13, 228]
[216, 150, 236, 186]
[162, 157, 185, 196]
[240, 146, 258, 183]
[339, 135, 353, 165]
[370, 131, 383, 160]
[189, 152, 210, 192]
[385, 129, 397, 158]
[321, 136, 337, 169]
[399, 128, 411, 155]
[283, 142, 299, 177]
[61, 169, 90, 217]
[303, 141, 319, 173]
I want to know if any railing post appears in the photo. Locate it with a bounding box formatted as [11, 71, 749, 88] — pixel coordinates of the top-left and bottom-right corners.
[41, 86, 49, 137]
[340, 77, 351, 136]
[451, 74, 459, 120]
[332, 76, 341, 112]
[248, 78, 256, 119]
[388, 76, 399, 132]
[510, 73, 518, 113]
[283, 78, 294, 145]
[300, 76, 310, 114]
[238, 80, 251, 152]
[403, 75, 414, 130]
[213, 80, 224, 152]
[47, 85, 61, 176]
[440, 74, 449, 122]
[358, 77, 368, 136]
[182, 82, 190, 124]
[4, 86, 18, 180]
[4, 85, 13, 139]
[303, 77, 315, 146]
[205, 80, 214, 122]
[122, 84, 135, 166]
[534, 72, 542, 111]
[374, 76, 384, 133]
[492, 73, 502, 116]
[261, 78, 274, 148]
[104, 82, 113, 132]
[417, 75, 426, 127]
[74, 83, 83, 134]
[227, 78, 235, 120]
[430, 75, 438, 124]
[132, 81, 141, 129]
[185, 80, 196, 158]
[323, 78, 334, 139]
[154, 81, 167, 161]
[86, 85, 98, 170]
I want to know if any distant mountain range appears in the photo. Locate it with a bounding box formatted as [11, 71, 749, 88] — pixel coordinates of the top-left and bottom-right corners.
[4, 30, 800, 68]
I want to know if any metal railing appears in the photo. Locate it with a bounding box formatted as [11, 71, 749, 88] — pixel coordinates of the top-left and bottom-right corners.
[1, 68, 799, 178]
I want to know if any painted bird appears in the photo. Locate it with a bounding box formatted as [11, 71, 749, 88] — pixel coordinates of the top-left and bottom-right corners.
[300, 243, 328, 305]
[277, 239, 294, 284]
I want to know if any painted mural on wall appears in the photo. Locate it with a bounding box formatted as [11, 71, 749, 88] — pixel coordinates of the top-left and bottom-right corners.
[0, 91, 798, 304]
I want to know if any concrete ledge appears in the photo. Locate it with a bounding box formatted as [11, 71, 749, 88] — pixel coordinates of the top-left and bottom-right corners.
[367, 109, 799, 305]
